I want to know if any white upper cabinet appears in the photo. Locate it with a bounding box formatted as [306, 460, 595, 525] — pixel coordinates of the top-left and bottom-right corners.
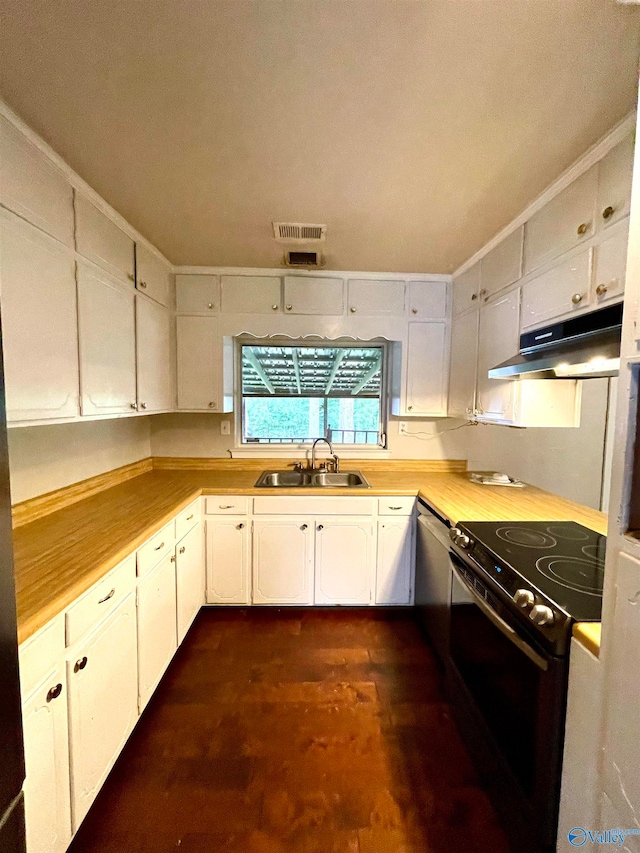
[347, 279, 405, 316]
[592, 222, 628, 306]
[404, 322, 449, 416]
[283, 275, 344, 315]
[0, 117, 74, 247]
[136, 295, 173, 413]
[524, 165, 598, 275]
[221, 275, 281, 314]
[521, 248, 591, 331]
[176, 274, 220, 314]
[176, 315, 218, 411]
[596, 132, 635, 231]
[480, 226, 523, 300]
[407, 280, 448, 319]
[77, 263, 137, 416]
[476, 290, 520, 422]
[135, 242, 171, 307]
[452, 262, 480, 316]
[448, 309, 479, 419]
[252, 518, 314, 605]
[74, 193, 135, 284]
[0, 209, 79, 422]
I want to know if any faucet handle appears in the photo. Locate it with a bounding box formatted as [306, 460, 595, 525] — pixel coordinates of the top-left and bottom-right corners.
[332, 454, 340, 473]
[293, 461, 304, 472]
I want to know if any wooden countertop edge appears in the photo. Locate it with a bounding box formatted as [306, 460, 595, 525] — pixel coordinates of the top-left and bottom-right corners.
[572, 623, 602, 657]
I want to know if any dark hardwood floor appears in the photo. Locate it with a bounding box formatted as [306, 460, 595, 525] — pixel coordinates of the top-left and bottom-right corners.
[68, 608, 511, 853]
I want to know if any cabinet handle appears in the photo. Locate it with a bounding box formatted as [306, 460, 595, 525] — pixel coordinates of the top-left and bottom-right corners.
[350, 307, 356, 313]
[596, 283, 609, 296]
[237, 523, 245, 529]
[46, 683, 63, 702]
[388, 506, 403, 510]
[207, 302, 214, 309]
[571, 293, 583, 305]
[317, 524, 324, 531]
[219, 505, 234, 509]
[602, 205, 615, 220]
[130, 402, 137, 410]
[577, 222, 589, 236]
[98, 588, 115, 604]
[140, 402, 147, 409]
[187, 514, 194, 521]
[208, 402, 216, 408]
[301, 523, 308, 530]
[74, 657, 88, 673]
[139, 280, 147, 289]
[272, 304, 279, 310]
[179, 546, 186, 554]
[411, 308, 418, 314]
[286, 305, 293, 311]
[154, 541, 165, 551]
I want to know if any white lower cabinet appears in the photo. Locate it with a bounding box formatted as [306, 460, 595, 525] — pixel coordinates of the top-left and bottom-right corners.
[252, 518, 314, 604]
[375, 517, 414, 605]
[315, 519, 375, 604]
[22, 666, 71, 853]
[176, 522, 205, 643]
[205, 516, 251, 604]
[137, 552, 178, 711]
[67, 593, 138, 829]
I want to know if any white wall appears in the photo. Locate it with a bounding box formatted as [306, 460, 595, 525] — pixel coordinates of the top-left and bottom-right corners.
[8, 418, 151, 504]
[466, 378, 611, 510]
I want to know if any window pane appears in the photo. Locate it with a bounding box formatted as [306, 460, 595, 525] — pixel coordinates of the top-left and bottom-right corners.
[243, 397, 325, 443]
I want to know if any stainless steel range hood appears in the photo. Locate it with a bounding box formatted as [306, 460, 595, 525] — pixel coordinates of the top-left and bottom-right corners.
[488, 303, 622, 380]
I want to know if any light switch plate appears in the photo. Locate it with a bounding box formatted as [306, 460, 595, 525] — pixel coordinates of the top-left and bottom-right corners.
[221, 420, 231, 435]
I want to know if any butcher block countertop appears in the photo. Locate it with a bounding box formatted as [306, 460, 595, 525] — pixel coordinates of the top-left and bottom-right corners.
[11, 460, 607, 646]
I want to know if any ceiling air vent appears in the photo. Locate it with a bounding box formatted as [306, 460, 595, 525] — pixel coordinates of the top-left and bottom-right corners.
[273, 222, 327, 243]
[284, 250, 323, 267]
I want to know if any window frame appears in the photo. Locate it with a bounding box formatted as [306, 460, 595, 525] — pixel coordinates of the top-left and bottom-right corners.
[234, 336, 390, 450]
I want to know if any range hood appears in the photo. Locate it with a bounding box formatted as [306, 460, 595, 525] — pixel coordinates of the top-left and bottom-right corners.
[489, 302, 622, 380]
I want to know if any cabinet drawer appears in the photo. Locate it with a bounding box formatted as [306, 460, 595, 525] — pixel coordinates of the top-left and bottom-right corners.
[205, 496, 249, 515]
[137, 521, 176, 577]
[253, 496, 375, 515]
[377, 497, 415, 516]
[176, 499, 202, 541]
[65, 555, 136, 647]
[19, 616, 65, 700]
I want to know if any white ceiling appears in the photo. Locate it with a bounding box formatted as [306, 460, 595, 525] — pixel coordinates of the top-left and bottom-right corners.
[0, 1, 639, 273]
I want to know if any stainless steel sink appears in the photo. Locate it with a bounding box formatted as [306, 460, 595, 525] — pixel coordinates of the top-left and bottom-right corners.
[254, 469, 370, 489]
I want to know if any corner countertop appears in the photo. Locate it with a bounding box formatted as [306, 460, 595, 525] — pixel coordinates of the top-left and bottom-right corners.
[12, 465, 607, 646]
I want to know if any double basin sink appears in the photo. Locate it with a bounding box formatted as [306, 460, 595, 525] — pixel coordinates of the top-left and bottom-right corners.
[254, 469, 370, 489]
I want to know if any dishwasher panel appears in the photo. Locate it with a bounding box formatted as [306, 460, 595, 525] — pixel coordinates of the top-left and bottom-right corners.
[415, 501, 453, 663]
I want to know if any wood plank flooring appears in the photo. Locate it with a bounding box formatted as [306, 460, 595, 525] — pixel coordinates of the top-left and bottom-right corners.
[68, 609, 511, 853]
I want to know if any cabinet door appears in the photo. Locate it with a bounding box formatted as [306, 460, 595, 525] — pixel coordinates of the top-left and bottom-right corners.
[176, 274, 219, 314]
[524, 166, 598, 275]
[476, 291, 519, 422]
[136, 295, 172, 412]
[448, 309, 478, 419]
[77, 264, 137, 416]
[0, 210, 79, 422]
[176, 524, 204, 644]
[407, 280, 448, 319]
[176, 315, 218, 411]
[137, 552, 178, 711]
[405, 322, 448, 416]
[521, 248, 591, 331]
[452, 262, 480, 317]
[135, 243, 170, 307]
[205, 517, 250, 604]
[283, 276, 344, 315]
[375, 518, 414, 605]
[315, 519, 374, 605]
[0, 116, 74, 246]
[67, 593, 138, 829]
[347, 279, 405, 316]
[221, 275, 281, 314]
[22, 670, 71, 853]
[74, 194, 135, 284]
[480, 227, 523, 300]
[592, 224, 628, 307]
[252, 518, 313, 605]
[597, 132, 635, 231]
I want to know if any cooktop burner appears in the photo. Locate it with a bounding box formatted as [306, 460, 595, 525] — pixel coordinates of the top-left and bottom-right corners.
[455, 521, 605, 622]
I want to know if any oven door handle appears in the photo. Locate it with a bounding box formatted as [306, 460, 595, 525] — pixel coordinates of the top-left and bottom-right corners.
[452, 564, 549, 671]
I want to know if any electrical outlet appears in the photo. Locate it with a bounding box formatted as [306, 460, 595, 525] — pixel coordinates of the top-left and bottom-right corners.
[399, 422, 408, 434]
[221, 420, 231, 435]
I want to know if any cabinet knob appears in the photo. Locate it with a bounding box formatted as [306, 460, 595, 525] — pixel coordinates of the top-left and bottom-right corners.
[74, 657, 88, 673]
[300, 523, 308, 530]
[317, 524, 324, 531]
[140, 402, 147, 409]
[479, 288, 487, 297]
[170, 554, 176, 562]
[471, 293, 478, 301]
[408, 405, 413, 411]
[411, 308, 418, 314]
[127, 273, 135, 282]
[571, 293, 583, 305]
[577, 222, 589, 236]
[596, 283, 609, 296]
[208, 402, 216, 408]
[350, 307, 356, 313]
[286, 305, 293, 311]
[602, 205, 615, 220]
[130, 402, 137, 410]
[207, 303, 214, 309]
[237, 522, 245, 530]
[179, 546, 186, 554]
[272, 304, 279, 310]
[46, 683, 63, 702]
[139, 280, 148, 289]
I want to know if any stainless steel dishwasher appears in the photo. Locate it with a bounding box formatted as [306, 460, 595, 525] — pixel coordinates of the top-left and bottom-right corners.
[415, 499, 454, 664]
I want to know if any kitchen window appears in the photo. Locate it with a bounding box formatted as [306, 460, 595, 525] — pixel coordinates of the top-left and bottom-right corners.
[239, 342, 387, 446]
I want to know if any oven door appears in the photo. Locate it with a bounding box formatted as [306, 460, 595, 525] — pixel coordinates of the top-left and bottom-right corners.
[448, 555, 568, 849]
